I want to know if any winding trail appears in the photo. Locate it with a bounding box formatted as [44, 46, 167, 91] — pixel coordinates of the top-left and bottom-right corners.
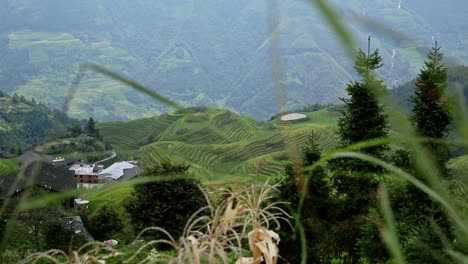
[94, 151, 116, 165]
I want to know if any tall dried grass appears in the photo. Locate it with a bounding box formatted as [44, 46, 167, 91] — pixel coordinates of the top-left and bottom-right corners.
[20, 182, 291, 264]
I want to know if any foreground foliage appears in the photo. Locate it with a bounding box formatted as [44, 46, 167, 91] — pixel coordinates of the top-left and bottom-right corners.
[125, 163, 207, 240]
[20, 182, 291, 264]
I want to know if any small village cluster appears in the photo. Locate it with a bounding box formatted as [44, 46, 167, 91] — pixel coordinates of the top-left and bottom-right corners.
[0, 151, 142, 206]
[0, 151, 143, 240]
[54, 156, 141, 187]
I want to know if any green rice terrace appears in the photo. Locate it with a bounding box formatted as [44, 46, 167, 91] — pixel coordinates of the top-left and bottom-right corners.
[98, 107, 340, 180]
[0, 159, 19, 177]
[82, 106, 340, 208]
[5, 30, 160, 121]
[449, 154, 468, 184]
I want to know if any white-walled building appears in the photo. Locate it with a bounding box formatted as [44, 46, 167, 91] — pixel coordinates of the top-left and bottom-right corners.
[98, 161, 141, 182]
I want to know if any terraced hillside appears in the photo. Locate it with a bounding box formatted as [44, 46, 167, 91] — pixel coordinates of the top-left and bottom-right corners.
[0, 159, 20, 177]
[0, 94, 70, 149]
[98, 107, 339, 179]
[3, 1, 468, 121]
[449, 155, 468, 184]
[448, 155, 468, 208]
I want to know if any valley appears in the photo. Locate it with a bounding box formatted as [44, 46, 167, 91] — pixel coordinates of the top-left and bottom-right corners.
[0, 1, 467, 263]
[1, 0, 468, 120]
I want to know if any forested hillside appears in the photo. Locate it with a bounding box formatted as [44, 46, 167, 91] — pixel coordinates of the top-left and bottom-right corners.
[1, 0, 468, 120]
[0, 92, 69, 150]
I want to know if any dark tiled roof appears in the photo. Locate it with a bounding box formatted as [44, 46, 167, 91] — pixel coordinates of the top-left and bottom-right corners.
[19, 151, 53, 166]
[53, 158, 81, 168]
[0, 147, 12, 159]
[64, 158, 81, 168]
[19, 151, 41, 166]
[0, 161, 76, 198]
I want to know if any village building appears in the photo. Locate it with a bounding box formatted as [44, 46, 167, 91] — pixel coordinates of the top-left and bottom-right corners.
[52, 157, 82, 168]
[0, 160, 77, 207]
[69, 163, 103, 185]
[99, 161, 141, 182]
[0, 147, 13, 159]
[19, 151, 51, 167]
[280, 113, 308, 122]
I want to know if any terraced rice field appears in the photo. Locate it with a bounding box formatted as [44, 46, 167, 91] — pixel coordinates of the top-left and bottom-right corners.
[81, 184, 134, 209]
[448, 155, 468, 207]
[449, 155, 468, 185]
[98, 113, 183, 149]
[98, 107, 339, 179]
[82, 107, 339, 209]
[0, 159, 20, 177]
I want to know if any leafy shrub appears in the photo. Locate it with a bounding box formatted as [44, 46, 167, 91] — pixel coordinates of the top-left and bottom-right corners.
[43, 220, 88, 252]
[125, 163, 207, 240]
[87, 204, 124, 241]
[44, 136, 105, 154]
[273, 152, 289, 161]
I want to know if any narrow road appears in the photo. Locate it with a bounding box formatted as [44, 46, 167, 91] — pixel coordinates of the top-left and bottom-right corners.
[94, 151, 116, 165]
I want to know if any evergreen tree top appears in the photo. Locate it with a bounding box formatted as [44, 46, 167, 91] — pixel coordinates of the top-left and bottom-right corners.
[354, 48, 383, 77]
[336, 38, 389, 155]
[411, 43, 450, 140]
[416, 43, 447, 93]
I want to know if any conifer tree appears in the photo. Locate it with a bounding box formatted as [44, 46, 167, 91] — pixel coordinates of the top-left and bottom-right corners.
[277, 131, 330, 263]
[393, 43, 453, 263]
[411, 42, 451, 174]
[337, 41, 389, 158]
[328, 39, 389, 262]
[331, 39, 389, 215]
[86, 117, 101, 139]
[86, 117, 96, 135]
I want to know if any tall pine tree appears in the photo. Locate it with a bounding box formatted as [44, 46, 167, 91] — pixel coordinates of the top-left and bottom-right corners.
[411, 42, 451, 174]
[328, 39, 389, 263]
[337, 42, 389, 158]
[277, 132, 331, 263]
[393, 43, 454, 263]
[331, 39, 389, 215]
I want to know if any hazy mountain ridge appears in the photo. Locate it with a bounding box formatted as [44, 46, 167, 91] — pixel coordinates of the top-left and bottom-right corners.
[0, 0, 467, 120]
[391, 66, 468, 111]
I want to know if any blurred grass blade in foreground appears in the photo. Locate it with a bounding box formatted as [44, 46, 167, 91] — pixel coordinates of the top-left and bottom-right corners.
[64, 62, 182, 115]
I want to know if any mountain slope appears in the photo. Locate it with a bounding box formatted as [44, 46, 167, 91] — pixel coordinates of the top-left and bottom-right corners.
[1, 0, 468, 120]
[0, 93, 70, 150]
[0, 159, 19, 178]
[391, 66, 468, 111]
[98, 107, 340, 179]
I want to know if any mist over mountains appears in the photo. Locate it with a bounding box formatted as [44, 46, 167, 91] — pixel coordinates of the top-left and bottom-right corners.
[0, 0, 467, 120]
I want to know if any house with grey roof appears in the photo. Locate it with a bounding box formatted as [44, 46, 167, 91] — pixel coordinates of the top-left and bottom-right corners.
[19, 151, 52, 167]
[0, 147, 12, 159]
[69, 163, 103, 186]
[99, 161, 141, 183]
[52, 157, 82, 168]
[0, 160, 77, 207]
